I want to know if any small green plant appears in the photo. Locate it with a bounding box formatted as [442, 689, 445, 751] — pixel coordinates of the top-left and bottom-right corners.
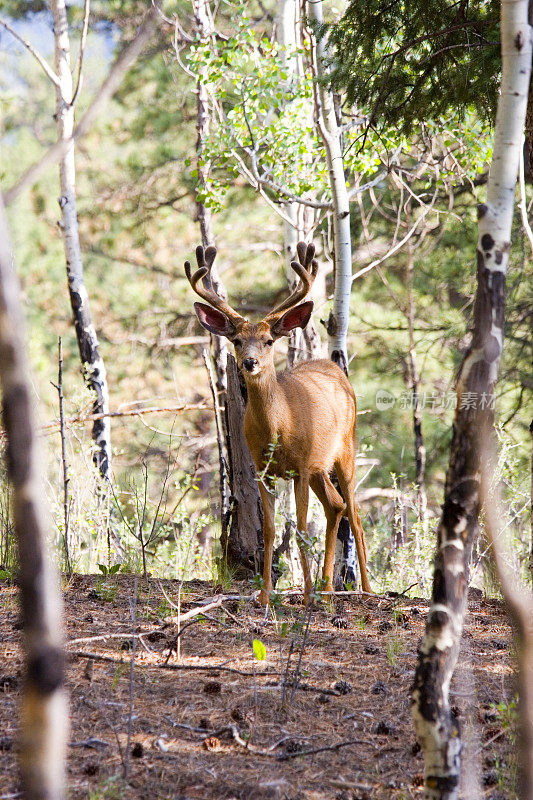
[0, 566, 15, 583]
[213, 557, 237, 591]
[269, 590, 284, 609]
[153, 599, 174, 619]
[89, 776, 125, 800]
[489, 699, 519, 800]
[492, 696, 518, 740]
[94, 578, 119, 603]
[386, 631, 406, 666]
[98, 563, 121, 577]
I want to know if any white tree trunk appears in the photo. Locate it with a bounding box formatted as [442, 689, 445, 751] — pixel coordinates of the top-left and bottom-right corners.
[50, 0, 112, 481]
[277, 0, 322, 366]
[0, 197, 68, 800]
[307, 0, 351, 372]
[193, 0, 231, 522]
[411, 3, 532, 798]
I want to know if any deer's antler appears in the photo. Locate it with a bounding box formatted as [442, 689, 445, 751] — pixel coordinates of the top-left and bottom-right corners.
[264, 242, 319, 324]
[184, 246, 244, 327]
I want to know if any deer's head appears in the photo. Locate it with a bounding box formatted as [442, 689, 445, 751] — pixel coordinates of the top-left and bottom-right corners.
[185, 242, 318, 378]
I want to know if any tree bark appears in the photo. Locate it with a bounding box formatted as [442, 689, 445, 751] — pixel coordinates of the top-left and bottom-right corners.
[411, 3, 532, 797]
[307, 0, 352, 373]
[0, 197, 68, 800]
[307, 0, 359, 588]
[50, 0, 112, 481]
[220, 356, 264, 575]
[193, 0, 230, 525]
[405, 225, 428, 535]
[480, 455, 533, 800]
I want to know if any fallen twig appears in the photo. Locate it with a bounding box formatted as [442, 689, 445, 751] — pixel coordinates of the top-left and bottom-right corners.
[328, 779, 375, 791]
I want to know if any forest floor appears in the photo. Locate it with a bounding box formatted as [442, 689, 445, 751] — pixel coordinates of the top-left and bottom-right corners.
[0, 575, 518, 800]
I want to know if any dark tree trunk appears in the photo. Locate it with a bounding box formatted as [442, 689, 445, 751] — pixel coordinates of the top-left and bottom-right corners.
[220, 356, 263, 575]
[0, 198, 67, 800]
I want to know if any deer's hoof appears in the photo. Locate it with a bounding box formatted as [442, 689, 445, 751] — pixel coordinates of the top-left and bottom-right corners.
[257, 590, 270, 607]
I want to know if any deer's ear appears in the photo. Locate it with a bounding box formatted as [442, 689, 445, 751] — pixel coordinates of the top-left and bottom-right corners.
[270, 301, 314, 338]
[194, 302, 237, 338]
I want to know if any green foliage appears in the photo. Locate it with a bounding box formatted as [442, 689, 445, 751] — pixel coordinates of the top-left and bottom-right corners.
[327, 0, 500, 132]
[187, 11, 324, 210]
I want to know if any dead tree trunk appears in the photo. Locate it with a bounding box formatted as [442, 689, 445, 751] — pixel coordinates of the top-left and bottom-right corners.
[50, 0, 112, 481]
[0, 198, 67, 800]
[411, 3, 532, 797]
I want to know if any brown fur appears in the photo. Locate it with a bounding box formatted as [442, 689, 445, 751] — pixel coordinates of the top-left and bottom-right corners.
[232, 323, 371, 604]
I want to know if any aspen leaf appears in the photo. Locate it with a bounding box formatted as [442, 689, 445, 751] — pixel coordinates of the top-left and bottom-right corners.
[252, 639, 266, 660]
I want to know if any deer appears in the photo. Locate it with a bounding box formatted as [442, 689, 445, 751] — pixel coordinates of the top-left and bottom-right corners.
[185, 241, 371, 605]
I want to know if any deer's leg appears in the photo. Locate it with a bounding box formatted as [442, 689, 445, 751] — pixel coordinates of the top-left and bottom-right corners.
[310, 472, 345, 592]
[294, 473, 313, 603]
[335, 460, 372, 593]
[258, 481, 276, 606]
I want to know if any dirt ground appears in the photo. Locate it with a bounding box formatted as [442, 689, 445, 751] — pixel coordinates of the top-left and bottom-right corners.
[0, 575, 518, 799]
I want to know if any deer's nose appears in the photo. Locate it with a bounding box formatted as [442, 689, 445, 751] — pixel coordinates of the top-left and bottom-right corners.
[243, 358, 258, 372]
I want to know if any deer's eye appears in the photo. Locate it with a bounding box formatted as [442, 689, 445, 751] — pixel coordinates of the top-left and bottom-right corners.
[266, 339, 274, 347]
[233, 338, 242, 347]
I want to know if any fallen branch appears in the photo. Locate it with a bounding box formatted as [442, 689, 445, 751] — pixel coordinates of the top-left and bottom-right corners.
[166, 597, 223, 623]
[276, 737, 374, 761]
[70, 650, 279, 677]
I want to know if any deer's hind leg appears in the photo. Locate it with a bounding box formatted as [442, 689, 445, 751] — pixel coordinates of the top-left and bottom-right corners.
[335, 457, 371, 593]
[258, 481, 276, 606]
[294, 472, 313, 603]
[310, 472, 345, 592]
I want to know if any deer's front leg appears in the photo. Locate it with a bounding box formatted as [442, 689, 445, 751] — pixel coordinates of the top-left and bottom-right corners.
[258, 481, 276, 606]
[294, 473, 312, 604]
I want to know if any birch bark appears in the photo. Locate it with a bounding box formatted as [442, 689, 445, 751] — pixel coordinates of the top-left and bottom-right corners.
[193, 0, 230, 524]
[405, 226, 428, 535]
[277, 0, 322, 366]
[307, 0, 359, 587]
[50, 0, 112, 481]
[0, 197, 67, 800]
[411, 2, 532, 797]
[307, 0, 351, 373]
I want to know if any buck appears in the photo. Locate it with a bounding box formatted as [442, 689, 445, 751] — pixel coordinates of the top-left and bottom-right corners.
[185, 241, 371, 605]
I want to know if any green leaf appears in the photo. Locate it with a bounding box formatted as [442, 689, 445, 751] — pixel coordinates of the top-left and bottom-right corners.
[252, 639, 266, 660]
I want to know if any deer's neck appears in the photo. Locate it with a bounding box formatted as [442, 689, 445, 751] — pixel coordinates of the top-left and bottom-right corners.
[243, 365, 283, 439]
